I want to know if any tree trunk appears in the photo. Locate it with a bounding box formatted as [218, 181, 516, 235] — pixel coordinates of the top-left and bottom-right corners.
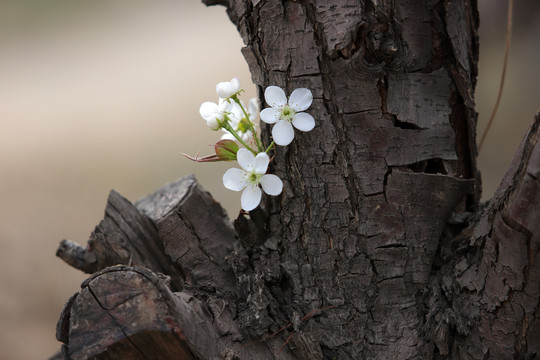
[53, 0, 540, 359]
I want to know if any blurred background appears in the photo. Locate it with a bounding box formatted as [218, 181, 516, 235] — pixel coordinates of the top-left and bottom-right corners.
[0, 1, 538, 358]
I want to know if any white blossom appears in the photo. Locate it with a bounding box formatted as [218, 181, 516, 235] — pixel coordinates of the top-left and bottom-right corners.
[223, 148, 283, 211]
[216, 77, 241, 99]
[260, 86, 315, 146]
[221, 98, 259, 142]
[248, 97, 260, 122]
[199, 100, 232, 130]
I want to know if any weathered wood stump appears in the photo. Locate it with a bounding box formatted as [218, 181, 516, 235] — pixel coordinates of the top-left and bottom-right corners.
[54, 176, 303, 359]
[56, 266, 198, 359]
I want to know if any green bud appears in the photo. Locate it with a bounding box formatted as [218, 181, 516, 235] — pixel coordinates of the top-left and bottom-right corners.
[214, 139, 240, 160]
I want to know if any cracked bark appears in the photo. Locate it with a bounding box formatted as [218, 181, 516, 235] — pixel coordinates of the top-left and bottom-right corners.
[53, 0, 540, 359]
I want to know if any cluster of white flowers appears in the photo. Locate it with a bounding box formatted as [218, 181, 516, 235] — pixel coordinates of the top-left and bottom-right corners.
[189, 77, 314, 211]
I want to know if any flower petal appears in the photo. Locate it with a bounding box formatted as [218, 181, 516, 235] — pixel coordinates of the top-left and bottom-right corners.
[288, 88, 313, 112]
[264, 86, 287, 109]
[241, 185, 262, 211]
[254, 152, 269, 174]
[260, 174, 283, 196]
[220, 132, 234, 141]
[216, 78, 240, 98]
[241, 130, 254, 142]
[206, 115, 220, 130]
[236, 148, 255, 171]
[216, 82, 235, 99]
[218, 100, 233, 112]
[223, 168, 247, 191]
[260, 108, 280, 124]
[199, 102, 218, 120]
[272, 120, 295, 146]
[248, 98, 259, 121]
[228, 102, 243, 125]
[292, 112, 315, 132]
[231, 77, 241, 92]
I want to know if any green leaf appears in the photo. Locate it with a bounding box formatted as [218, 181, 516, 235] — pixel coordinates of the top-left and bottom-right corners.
[215, 139, 239, 160]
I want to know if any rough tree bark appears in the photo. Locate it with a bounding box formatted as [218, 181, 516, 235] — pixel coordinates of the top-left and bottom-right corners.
[53, 0, 540, 359]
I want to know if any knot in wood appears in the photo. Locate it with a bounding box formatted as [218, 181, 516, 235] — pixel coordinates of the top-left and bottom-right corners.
[362, 13, 403, 69]
[366, 28, 400, 64]
[380, 39, 398, 58]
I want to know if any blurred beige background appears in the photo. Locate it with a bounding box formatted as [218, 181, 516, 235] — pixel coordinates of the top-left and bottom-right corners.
[0, 1, 538, 359]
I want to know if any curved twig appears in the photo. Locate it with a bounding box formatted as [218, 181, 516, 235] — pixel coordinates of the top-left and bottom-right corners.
[478, 0, 514, 150]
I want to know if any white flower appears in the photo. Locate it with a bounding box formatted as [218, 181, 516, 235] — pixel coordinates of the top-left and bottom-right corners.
[221, 101, 245, 138]
[216, 78, 241, 99]
[247, 97, 260, 122]
[260, 86, 315, 146]
[221, 98, 259, 142]
[199, 100, 232, 130]
[244, 98, 260, 137]
[223, 148, 283, 211]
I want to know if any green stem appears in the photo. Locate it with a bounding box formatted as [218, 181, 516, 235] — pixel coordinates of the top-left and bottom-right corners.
[265, 141, 275, 154]
[232, 97, 263, 152]
[221, 118, 257, 156]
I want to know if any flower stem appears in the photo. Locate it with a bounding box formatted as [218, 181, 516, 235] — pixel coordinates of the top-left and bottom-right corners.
[265, 141, 275, 154]
[221, 118, 257, 156]
[232, 96, 263, 152]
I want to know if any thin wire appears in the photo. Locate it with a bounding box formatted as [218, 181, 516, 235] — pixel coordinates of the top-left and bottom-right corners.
[478, 0, 514, 151]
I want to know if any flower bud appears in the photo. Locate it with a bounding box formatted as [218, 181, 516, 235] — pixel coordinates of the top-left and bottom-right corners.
[206, 115, 220, 131]
[200, 101, 233, 131]
[216, 78, 241, 99]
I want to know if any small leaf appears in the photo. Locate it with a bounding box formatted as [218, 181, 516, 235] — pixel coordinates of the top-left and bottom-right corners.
[215, 139, 239, 160]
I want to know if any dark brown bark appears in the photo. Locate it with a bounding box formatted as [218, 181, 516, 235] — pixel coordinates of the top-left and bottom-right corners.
[429, 114, 540, 359]
[53, 1, 540, 359]
[221, 0, 479, 358]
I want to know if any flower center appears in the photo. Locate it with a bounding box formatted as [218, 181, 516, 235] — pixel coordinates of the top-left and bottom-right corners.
[280, 105, 295, 122]
[238, 118, 251, 133]
[245, 170, 262, 185]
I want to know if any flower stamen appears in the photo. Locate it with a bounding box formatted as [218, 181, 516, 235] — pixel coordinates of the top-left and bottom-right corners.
[280, 105, 296, 122]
